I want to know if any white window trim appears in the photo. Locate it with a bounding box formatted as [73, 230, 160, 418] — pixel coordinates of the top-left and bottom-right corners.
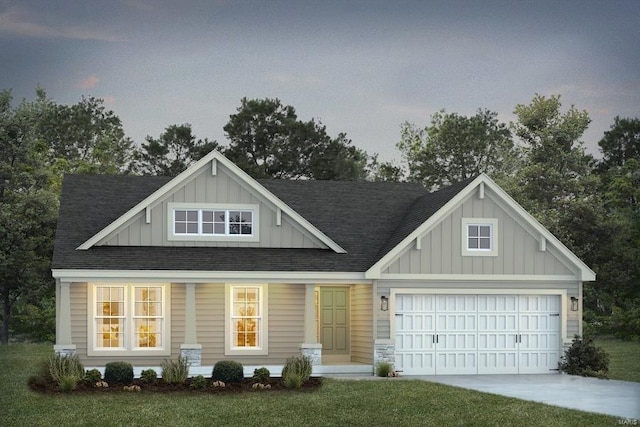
[168, 202, 260, 242]
[87, 283, 171, 357]
[224, 284, 268, 356]
[462, 218, 498, 257]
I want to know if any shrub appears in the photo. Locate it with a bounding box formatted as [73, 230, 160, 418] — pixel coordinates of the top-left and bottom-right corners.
[85, 368, 102, 384]
[212, 360, 244, 383]
[282, 372, 304, 389]
[281, 355, 312, 383]
[140, 368, 158, 384]
[104, 361, 134, 385]
[161, 357, 190, 384]
[47, 353, 84, 384]
[559, 335, 610, 378]
[375, 361, 393, 377]
[59, 375, 78, 392]
[190, 374, 208, 389]
[252, 367, 271, 383]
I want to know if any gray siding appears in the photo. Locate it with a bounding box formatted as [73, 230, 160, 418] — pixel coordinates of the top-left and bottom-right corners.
[98, 163, 326, 249]
[350, 284, 373, 364]
[383, 189, 576, 276]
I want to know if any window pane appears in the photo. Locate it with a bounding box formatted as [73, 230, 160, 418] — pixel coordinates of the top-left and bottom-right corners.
[468, 238, 478, 249]
[215, 211, 226, 222]
[479, 237, 491, 249]
[479, 225, 491, 237]
[174, 223, 186, 234]
[241, 224, 252, 235]
[202, 223, 214, 234]
[186, 223, 198, 233]
[214, 223, 225, 234]
[175, 210, 186, 221]
[202, 210, 214, 222]
[186, 210, 198, 221]
[241, 211, 252, 222]
[468, 225, 478, 237]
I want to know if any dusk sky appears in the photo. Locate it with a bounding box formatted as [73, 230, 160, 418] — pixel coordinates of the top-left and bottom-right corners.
[1, 0, 639, 162]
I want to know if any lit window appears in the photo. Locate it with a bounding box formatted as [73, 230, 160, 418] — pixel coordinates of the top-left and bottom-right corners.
[226, 284, 268, 355]
[91, 284, 168, 355]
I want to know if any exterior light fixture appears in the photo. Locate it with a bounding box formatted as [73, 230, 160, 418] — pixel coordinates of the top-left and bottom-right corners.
[570, 296, 579, 311]
[380, 296, 389, 311]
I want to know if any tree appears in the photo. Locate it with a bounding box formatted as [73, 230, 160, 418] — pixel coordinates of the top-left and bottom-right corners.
[39, 95, 137, 184]
[136, 124, 219, 176]
[596, 116, 640, 172]
[397, 109, 515, 190]
[0, 89, 58, 343]
[223, 97, 368, 180]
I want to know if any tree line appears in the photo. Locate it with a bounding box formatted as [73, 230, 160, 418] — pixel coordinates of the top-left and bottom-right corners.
[1, 88, 638, 343]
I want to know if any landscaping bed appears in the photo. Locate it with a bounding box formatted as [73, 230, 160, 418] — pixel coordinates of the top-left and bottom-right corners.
[29, 376, 323, 395]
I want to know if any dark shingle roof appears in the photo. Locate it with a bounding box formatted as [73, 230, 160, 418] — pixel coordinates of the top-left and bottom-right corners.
[53, 174, 473, 272]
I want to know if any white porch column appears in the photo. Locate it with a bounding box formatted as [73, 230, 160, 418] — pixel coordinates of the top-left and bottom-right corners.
[54, 280, 76, 356]
[180, 283, 202, 366]
[300, 283, 322, 365]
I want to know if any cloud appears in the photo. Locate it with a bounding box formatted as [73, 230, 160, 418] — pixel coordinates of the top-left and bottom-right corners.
[0, 8, 123, 41]
[75, 74, 100, 89]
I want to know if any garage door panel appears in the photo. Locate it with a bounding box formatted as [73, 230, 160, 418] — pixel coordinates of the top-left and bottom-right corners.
[395, 294, 560, 375]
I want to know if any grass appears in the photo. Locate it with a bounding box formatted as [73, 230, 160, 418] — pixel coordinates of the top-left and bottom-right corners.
[595, 337, 640, 383]
[0, 343, 622, 427]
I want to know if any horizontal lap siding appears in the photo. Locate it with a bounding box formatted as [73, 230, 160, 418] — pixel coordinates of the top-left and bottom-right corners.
[351, 284, 373, 364]
[198, 283, 305, 366]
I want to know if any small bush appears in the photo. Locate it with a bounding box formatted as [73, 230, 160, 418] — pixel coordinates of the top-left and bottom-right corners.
[84, 368, 102, 384]
[212, 360, 244, 383]
[282, 372, 304, 389]
[190, 374, 208, 389]
[140, 368, 158, 384]
[281, 355, 312, 383]
[161, 357, 190, 384]
[559, 335, 610, 378]
[104, 361, 134, 385]
[47, 353, 84, 384]
[375, 361, 393, 377]
[252, 367, 271, 383]
[59, 375, 78, 392]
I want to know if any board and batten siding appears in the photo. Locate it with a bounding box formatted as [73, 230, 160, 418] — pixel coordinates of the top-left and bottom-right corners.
[70, 282, 184, 366]
[382, 189, 577, 277]
[197, 283, 305, 366]
[350, 284, 373, 364]
[98, 163, 326, 249]
[375, 280, 581, 341]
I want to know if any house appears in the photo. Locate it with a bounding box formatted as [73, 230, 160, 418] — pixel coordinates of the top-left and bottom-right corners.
[52, 150, 595, 376]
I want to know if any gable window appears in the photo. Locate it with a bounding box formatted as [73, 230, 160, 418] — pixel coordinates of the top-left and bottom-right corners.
[89, 284, 170, 356]
[225, 284, 268, 355]
[169, 203, 259, 242]
[462, 218, 498, 256]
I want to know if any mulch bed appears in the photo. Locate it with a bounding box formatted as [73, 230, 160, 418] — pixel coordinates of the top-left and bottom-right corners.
[29, 377, 323, 395]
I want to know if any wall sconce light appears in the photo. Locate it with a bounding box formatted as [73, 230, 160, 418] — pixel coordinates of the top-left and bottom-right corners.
[380, 296, 389, 311]
[570, 296, 579, 311]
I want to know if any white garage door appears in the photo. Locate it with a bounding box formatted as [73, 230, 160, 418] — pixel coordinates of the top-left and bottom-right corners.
[395, 294, 560, 375]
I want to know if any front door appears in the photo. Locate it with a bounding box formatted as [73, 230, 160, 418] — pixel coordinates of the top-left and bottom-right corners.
[319, 287, 349, 355]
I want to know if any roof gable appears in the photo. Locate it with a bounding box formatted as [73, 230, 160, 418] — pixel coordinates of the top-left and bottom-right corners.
[365, 174, 596, 281]
[77, 151, 346, 253]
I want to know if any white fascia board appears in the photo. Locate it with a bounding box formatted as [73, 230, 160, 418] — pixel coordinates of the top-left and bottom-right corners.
[365, 174, 596, 282]
[77, 151, 346, 254]
[51, 269, 369, 284]
[366, 175, 486, 279]
[376, 274, 580, 282]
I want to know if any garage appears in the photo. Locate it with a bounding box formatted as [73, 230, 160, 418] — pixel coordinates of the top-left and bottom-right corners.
[394, 294, 561, 375]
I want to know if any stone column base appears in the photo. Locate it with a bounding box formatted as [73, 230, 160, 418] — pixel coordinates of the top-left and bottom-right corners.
[299, 343, 322, 365]
[180, 344, 202, 367]
[374, 340, 395, 366]
[53, 344, 77, 357]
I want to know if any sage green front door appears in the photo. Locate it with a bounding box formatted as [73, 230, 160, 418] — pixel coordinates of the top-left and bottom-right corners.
[320, 287, 349, 355]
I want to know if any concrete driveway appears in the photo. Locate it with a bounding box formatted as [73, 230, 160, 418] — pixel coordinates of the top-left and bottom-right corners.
[416, 374, 640, 420]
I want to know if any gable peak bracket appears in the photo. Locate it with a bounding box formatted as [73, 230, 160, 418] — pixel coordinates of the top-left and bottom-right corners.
[478, 182, 485, 199]
[539, 235, 547, 252]
[414, 236, 422, 250]
[276, 208, 282, 226]
[145, 206, 151, 224]
[211, 158, 218, 176]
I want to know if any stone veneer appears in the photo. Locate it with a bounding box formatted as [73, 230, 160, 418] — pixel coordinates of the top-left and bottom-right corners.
[374, 340, 396, 366]
[180, 345, 202, 367]
[300, 344, 322, 365]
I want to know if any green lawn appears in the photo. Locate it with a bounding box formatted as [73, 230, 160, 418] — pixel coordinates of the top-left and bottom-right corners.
[596, 337, 640, 383]
[0, 343, 621, 427]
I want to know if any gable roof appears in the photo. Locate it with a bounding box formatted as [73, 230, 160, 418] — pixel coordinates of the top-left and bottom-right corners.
[76, 150, 346, 254]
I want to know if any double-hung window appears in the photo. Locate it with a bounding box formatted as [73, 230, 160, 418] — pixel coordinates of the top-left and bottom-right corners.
[90, 284, 169, 356]
[225, 284, 268, 355]
[169, 203, 259, 242]
[462, 218, 498, 256]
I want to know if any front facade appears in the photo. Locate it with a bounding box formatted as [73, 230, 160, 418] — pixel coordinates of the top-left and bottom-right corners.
[52, 151, 594, 376]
